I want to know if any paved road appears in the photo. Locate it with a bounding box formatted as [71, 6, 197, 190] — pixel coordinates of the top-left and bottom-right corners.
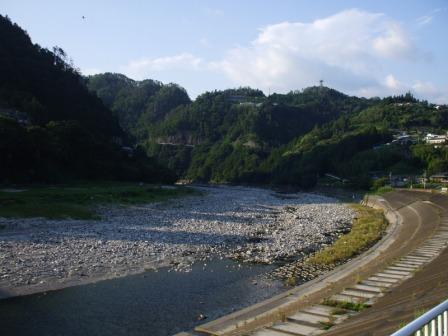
[325, 191, 448, 336]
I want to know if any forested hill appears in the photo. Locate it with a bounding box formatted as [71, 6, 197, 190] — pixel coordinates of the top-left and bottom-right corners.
[0, 15, 175, 183]
[88, 71, 448, 189]
[0, 16, 120, 136]
[86, 73, 191, 134]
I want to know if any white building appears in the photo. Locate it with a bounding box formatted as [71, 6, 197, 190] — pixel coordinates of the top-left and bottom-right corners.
[425, 133, 447, 144]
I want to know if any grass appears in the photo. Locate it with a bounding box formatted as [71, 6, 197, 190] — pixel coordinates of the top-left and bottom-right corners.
[331, 307, 349, 315]
[306, 204, 388, 266]
[285, 275, 297, 287]
[319, 321, 335, 330]
[0, 181, 198, 220]
[323, 299, 370, 312]
[372, 186, 395, 195]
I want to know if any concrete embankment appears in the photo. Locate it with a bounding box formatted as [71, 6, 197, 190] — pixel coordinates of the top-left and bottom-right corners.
[190, 190, 446, 336]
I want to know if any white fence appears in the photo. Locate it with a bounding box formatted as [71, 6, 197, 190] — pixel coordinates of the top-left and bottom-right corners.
[391, 299, 448, 336]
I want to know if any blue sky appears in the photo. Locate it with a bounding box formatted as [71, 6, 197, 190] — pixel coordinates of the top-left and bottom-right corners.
[2, 0, 447, 102]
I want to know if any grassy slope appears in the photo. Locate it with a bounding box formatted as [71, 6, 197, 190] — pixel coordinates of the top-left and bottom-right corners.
[307, 204, 387, 265]
[0, 182, 197, 220]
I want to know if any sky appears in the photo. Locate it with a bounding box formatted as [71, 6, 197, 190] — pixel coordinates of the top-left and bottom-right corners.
[2, 0, 448, 102]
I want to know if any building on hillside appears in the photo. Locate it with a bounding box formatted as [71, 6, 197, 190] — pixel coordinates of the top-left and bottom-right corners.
[391, 134, 416, 145]
[425, 133, 447, 145]
[0, 108, 30, 125]
[430, 173, 448, 184]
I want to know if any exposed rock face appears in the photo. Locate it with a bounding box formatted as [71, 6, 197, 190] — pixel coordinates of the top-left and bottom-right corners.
[0, 185, 354, 292]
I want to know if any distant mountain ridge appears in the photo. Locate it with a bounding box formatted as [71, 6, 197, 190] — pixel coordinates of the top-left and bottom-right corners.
[87, 73, 448, 189]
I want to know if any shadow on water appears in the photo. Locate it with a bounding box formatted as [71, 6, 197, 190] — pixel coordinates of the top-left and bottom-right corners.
[0, 258, 284, 336]
[1, 227, 250, 245]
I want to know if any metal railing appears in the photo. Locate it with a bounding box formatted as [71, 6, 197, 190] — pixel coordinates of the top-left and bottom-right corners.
[391, 299, 448, 336]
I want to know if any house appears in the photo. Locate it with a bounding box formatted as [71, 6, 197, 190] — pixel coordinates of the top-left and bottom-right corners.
[0, 108, 30, 125]
[430, 173, 448, 184]
[425, 133, 447, 145]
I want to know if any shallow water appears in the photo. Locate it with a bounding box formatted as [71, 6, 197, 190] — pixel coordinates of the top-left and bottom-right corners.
[0, 258, 284, 336]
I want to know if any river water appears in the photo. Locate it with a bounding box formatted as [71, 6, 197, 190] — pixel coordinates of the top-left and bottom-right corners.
[0, 258, 285, 336]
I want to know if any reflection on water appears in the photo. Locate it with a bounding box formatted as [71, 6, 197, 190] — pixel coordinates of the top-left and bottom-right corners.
[0, 259, 284, 336]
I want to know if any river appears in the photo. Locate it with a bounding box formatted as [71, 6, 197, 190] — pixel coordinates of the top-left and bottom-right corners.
[0, 258, 284, 336]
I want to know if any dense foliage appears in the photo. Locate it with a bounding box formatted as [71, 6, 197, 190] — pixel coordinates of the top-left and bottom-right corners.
[0, 15, 175, 183]
[89, 72, 448, 189]
[86, 73, 190, 135]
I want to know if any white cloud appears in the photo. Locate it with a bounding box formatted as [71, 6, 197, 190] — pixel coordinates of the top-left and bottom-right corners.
[385, 74, 402, 90]
[372, 23, 416, 60]
[122, 53, 203, 80]
[416, 15, 433, 26]
[116, 9, 445, 102]
[416, 8, 445, 27]
[217, 9, 424, 96]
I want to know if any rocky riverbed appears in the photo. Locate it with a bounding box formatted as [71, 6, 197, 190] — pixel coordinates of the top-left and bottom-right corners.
[0, 185, 355, 297]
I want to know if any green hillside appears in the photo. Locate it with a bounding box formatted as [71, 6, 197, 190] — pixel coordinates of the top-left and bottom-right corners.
[88, 71, 448, 189]
[0, 15, 175, 184]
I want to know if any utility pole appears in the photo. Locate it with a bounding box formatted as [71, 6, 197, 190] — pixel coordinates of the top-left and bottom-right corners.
[423, 170, 427, 189]
[319, 79, 323, 87]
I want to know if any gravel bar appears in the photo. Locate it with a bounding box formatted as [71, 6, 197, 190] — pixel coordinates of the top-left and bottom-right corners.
[0, 185, 354, 296]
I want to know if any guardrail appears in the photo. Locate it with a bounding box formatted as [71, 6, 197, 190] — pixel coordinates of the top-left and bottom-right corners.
[391, 299, 448, 336]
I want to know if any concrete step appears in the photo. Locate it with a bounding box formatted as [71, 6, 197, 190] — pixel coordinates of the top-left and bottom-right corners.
[288, 311, 331, 324]
[424, 243, 445, 247]
[400, 260, 427, 265]
[341, 289, 378, 299]
[394, 263, 419, 269]
[361, 280, 393, 288]
[352, 284, 384, 293]
[420, 244, 442, 248]
[375, 272, 405, 280]
[416, 247, 440, 251]
[403, 255, 430, 261]
[387, 266, 416, 272]
[403, 255, 428, 260]
[417, 248, 440, 253]
[383, 269, 412, 276]
[413, 252, 437, 257]
[269, 321, 322, 336]
[253, 328, 293, 336]
[329, 294, 367, 304]
[400, 259, 426, 265]
[398, 260, 425, 265]
[302, 305, 335, 317]
[368, 276, 399, 283]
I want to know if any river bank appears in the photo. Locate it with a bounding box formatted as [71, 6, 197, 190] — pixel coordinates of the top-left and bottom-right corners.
[0, 185, 354, 299]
